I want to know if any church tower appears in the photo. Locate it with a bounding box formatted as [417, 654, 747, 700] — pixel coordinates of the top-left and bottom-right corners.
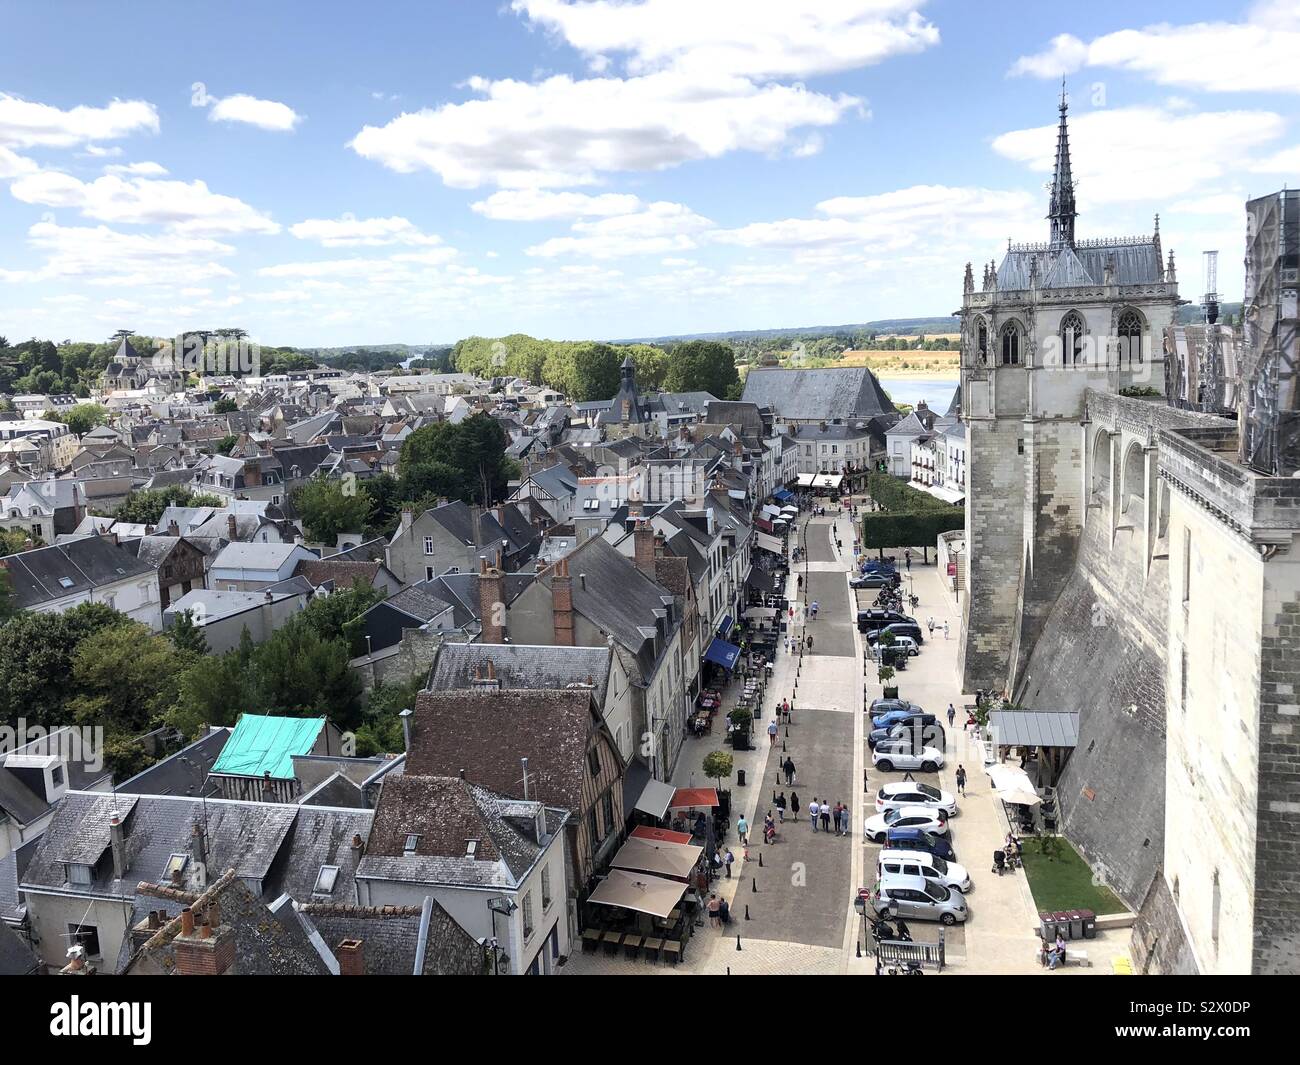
[958, 91, 1182, 692]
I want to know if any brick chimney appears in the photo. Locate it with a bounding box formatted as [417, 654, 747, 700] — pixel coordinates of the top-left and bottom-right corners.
[173, 906, 236, 976]
[633, 521, 656, 579]
[226, 513, 237, 540]
[167, 520, 180, 536]
[478, 557, 506, 644]
[337, 938, 364, 976]
[552, 557, 574, 646]
[109, 811, 126, 881]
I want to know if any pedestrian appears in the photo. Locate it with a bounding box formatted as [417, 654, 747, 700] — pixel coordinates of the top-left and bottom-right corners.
[905, 548, 912, 572]
[810, 600, 819, 620]
[947, 703, 956, 728]
[927, 616, 935, 637]
[956, 764, 967, 796]
[790, 791, 800, 820]
[723, 848, 734, 879]
[767, 719, 779, 747]
[820, 803, 831, 833]
[783, 756, 795, 785]
[797, 574, 803, 591]
[736, 815, 749, 846]
[806, 634, 814, 652]
[776, 791, 786, 823]
[809, 798, 820, 831]
[943, 620, 950, 640]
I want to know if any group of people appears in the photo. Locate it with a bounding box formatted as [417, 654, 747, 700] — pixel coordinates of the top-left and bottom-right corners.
[925, 616, 951, 640]
[806, 797, 851, 835]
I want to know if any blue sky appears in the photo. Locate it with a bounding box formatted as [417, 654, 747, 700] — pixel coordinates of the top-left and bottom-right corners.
[1, 0, 1297, 347]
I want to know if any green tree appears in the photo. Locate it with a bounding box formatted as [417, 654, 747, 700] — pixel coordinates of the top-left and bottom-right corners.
[702, 750, 734, 787]
[212, 397, 238, 414]
[399, 413, 511, 506]
[167, 610, 209, 655]
[168, 632, 259, 738]
[68, 622, 189, 734]
[354, 675, 422, 756]
[0, 528, 44, 553]
[298, 583, 384, 655]
[59, 403, 112, 436]
[664, 340, 740, 399]
[253, 620, 363, 727]
[292, 477, 373, 543]
[114, 486, 224, 526]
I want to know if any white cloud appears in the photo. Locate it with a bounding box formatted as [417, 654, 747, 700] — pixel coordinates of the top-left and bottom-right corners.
[1010, 9, 1300, 93]
[525, 201, 713, 258]
[992, 105, 1285, 205]
[513, 0, 939, 79]
[209, 94, 302, 132]
[9, 171, 280, 236]
[257, 245, 458, 279]
[1251, 145, 1300, 172]
[471, 188, 642, 220]
[350, 71, 857, 188]
[0, 221, 235, 286]
[288, 215, 444, 247]
[0, 145, 37, 178]
[0, 94, 158, 149]
[104, 161, 168, 176]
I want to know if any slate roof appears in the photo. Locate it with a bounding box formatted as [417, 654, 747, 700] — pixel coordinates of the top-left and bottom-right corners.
[408, 689, 598, 815]
[295, 559, 384, 590]
[423, 571, 535, 627]
[741, 366, 897, 422]
[300, 898, 484, 976]
[995, 238, 1162, 291]
[429, 643, 611, 700]
[0, 535, 156, 608]
[0, 921, 39, 975]
[382, 583, 455, 623]
[115, 729, 230, 798]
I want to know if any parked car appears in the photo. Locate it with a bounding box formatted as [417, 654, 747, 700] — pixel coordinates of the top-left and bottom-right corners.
[862, 559, 897, 573]
[859, 609, 915, 627]
[872, 740, 943, 773]
[851, 572, 899, 590]
[872, 874, 968, 925]
[878, 849, 972, 893]
[869, 698, 922, 715]
[878, 634, 919, 656]
[868, 719, 944, 749]
[866, 622, 924, 644]
[875, 782, 957, 817]
[864, 805, 949, 844]
[870, 708, 936, 730]
[886, 826, 956, 862]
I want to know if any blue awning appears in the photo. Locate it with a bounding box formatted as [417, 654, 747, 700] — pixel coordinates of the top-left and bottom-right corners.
[716, 614, 733, 635]
[704, 638, 741, 671]
[773, 489, 795, 503]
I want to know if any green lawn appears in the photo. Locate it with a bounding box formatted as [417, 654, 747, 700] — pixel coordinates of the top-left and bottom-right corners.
[1019, 837, 1126, 915]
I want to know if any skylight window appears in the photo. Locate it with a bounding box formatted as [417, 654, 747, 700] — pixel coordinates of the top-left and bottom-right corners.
[163, 853, 189, 882]
[58, 576, 75, 588]
[314, 864, 340, 895]
[465, 840, 478, 857]
[403, 834, 420, 854]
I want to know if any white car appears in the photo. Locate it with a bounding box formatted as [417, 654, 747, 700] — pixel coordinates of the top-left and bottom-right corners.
[878, 635, 919, 656]
[872, 741, 943, 773]
[864, 805, 949, 844]
[878, 849, 972, 893]
[875, 782, 957, 817]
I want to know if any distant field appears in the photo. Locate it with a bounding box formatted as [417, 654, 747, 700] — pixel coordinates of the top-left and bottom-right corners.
[837, 347, 960, 375]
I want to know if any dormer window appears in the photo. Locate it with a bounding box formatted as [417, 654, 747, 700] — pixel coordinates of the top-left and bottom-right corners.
[67, 863, 93, 887]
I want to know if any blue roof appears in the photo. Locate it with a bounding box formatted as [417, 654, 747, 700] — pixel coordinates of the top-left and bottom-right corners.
[210, 715, 325, 780]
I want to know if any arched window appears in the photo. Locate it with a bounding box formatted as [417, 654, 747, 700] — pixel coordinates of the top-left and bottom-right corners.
[1000, 322, 1021, 366]
[1060, 311, 1087, 366]
[976, 318, 988, 361]
[1118, 309, 1144, 366]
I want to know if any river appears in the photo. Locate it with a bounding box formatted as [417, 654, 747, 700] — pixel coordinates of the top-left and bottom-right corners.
[877, 375, 959, 414]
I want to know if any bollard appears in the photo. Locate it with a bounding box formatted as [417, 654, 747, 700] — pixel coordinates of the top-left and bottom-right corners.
[736, 935, 742, 951]
[745, 905, 751, 921]
[752, 877, 758, 893]
[758, 852, 764, 867]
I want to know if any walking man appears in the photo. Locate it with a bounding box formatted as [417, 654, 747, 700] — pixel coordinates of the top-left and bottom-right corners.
[956, 764, 968, 797]
[723, 848, 734, 879]
[776, 791, 786, 823]
[783, 756, 795, 785]
[947, 703, 956, 729]
[943, 620, 950, 640]
[927, 616, 935, 637]
[768, 718, 779, 747]
[736, 815, 749, 846]
[820, 803, 832, 833]
[905, 548, 912, 572]
[809, 798, 820, 831]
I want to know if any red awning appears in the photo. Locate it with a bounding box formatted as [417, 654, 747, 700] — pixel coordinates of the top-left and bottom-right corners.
[670, 787, 720, 809]
[631, 826, 694, 846]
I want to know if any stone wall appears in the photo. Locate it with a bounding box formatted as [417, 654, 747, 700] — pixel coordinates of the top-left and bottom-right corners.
[1131, 873, 1198, 974]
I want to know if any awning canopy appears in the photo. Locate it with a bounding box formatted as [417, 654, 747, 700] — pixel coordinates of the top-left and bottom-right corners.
[703, 637, 740, 671]
[743, 606, 777, 619]
[746, 568, 777, 594]
[989, 710, 1079, 749]
[610, 836, 704, 880]
[985, 763, 1038, 798]
[631, 826, 694, 846]
[632, 778, 677, 820]
[796, 473, 816, 487]
[760, 504, 782, 519]
[587, 869, 688, 919]
[780, 505, 798, 515]
[716, 614, 733, 635]
[913, 481, 965, 505]
[773, 488, 795, 503]
[813, 473, 843, 488]
[755, 532, 784, 555]
[670, 787, 720, 809]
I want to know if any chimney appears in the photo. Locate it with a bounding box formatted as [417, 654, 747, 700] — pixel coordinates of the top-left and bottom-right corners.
[654, 531, 666, 559]
[634, 520, 655, 578]
[168, 520, 180, 536]
[399, 507, 413, 533]
[173, 907, 236, 976]
[336, 938, 365, 976]
[552, 558, 575, 646]
[109, 811, 126, 881]
[227, 513, 237, 540]
[478, 557, 506, 644]
[351, 832, 364, 853]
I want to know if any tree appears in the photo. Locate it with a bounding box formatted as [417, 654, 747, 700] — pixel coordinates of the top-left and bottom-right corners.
[297, 583, 384, 656]
[399, 413, 511, 506]
[702, 750, 734, 788]
[292, 477, 373, 544]
[167, 610, 209, 655]
[664, 340, 740, 399]
[354, 675, 422, 756]
[114, 486, 224, 526]
[215, 434, 238, 455]
[59, 403, 111, 436]
[212, 397, 238, 414]
[253, 620, 363, 727]
[0, 528, 43, 553]
[168, 633, 258, 738]
[68, 622, 189, 735]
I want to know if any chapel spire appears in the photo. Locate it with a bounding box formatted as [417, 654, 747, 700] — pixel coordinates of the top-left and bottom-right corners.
[1048, 82, 1078, 248]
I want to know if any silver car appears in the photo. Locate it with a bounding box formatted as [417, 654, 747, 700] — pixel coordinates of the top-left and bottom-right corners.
[872, 873, 969, 925]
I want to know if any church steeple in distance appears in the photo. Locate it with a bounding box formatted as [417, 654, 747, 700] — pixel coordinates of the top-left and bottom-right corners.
[1048, 82, 1078, 248]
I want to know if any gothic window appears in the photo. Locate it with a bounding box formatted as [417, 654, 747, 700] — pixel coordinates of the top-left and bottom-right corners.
[1060, 311, 1086, 366]
[1000, 322, 1021, 366]
[1118, 309, 1144, 366]
[976, 318, 988, 362]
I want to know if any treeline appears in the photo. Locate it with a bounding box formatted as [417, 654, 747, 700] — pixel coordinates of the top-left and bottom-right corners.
[730, 330, 957, 364]
[862, 471, 964, 561]
[451, 334, 741, 402]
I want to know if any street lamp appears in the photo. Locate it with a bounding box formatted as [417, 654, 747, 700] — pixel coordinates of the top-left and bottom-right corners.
[486, 896, 517, 975]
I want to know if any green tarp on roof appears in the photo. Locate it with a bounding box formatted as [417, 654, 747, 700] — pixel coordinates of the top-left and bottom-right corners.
[211, 715, 325, 780]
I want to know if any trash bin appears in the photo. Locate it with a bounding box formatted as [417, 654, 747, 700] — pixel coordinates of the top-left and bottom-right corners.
[1080, 909, 1097, 939]
[1067, 910, 1084, 940]
[737, 769, 747, 788]
[1052, 911, 1073, 940]
[1038, 912, 1055, 940]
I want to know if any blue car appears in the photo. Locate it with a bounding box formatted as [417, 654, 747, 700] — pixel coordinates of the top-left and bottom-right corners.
[886, 826, 956, 862]
[871, 709, 937, 730]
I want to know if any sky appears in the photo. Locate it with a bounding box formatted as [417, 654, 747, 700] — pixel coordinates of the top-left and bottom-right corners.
[1, 0, 1297, 348]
